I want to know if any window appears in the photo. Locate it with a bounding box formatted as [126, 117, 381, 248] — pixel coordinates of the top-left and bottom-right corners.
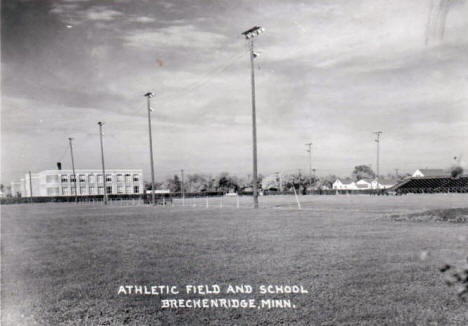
[79, 175, 86, 183]
[61, 175, 68, 183]
[117, 174, 123, 182]
[117, 186, 124, 194]
[97, 174, 103, 183]
[106, 174, 112, 182]
[71, 187, 76, 195]
[70, 174, 76, 183]
[133, 186, 139, 194]
[80, 186, 86, 195]
[125, 174, 132, 183]
[62, 187, 69, 195]
[125, 186, 132, 194]
[88, 175, 95, 183]
[98, 186, 104, 195]
[46, 175, 59, 183]
[89, 186, 96, 195]
[133, 174, 139, 182]
[106, 186, 112, 194]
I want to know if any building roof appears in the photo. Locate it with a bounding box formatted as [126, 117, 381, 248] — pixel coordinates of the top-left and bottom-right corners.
[391, 176, 468, 192]
[414, 169, 448, 177]
[36, 169, 143, 174]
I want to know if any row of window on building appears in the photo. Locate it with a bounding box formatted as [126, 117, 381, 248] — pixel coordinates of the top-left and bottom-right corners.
[48, 185, 140, 196]
[47, 173, 140, 184]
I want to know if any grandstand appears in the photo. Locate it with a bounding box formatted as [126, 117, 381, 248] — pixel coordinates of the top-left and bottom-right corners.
[391, 176, 468, 194]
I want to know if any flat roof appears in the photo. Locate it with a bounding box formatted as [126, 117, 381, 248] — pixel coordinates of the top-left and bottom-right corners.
[38, 169, 143, 173]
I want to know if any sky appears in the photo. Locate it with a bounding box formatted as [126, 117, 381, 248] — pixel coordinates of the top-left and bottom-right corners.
[1, 0, 468, 184]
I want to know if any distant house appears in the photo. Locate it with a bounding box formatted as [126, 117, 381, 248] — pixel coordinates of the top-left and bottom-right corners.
[333, 178, 397, 191]
[412, 169, 448, 178]
[332, 178, 357, 190]
[356, 179, 371, 189]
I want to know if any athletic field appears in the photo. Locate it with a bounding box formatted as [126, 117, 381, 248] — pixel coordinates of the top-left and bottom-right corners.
[2, 194, 467, 325]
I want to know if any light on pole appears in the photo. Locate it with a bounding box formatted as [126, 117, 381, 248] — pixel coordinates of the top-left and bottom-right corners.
[68, 137, 78, 202]
[98, 121, 108, 205]
[144, 92, 156, 205]
[242, 25, 264, 209]
[374, 131, 383, 191]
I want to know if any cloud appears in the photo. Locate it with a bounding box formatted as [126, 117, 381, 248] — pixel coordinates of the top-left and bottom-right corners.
[3, 0, 468, 183]
[129, 16, 156, 23]
[85, 6, 123, 21]
[122, 25, 227, 49]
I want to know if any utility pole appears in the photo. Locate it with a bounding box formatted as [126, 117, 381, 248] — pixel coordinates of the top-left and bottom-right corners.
[242, 25, 264, 209]
[28, 171, 33, 203]
[374, 131, 383, 191]
[68, 137, 78, 202]
[144, 92, 156, 205]
[98, 122, 108, 205]
[181, 169, 185, 206]
[305, 143, 312, 179]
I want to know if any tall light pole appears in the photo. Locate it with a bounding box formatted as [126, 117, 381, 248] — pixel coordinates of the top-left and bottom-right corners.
[144, 92, 156, 205]
[374, 131, 383, 191]
[28, 170, 33, 203]
[242, 25, 264, 209]
[305, 143, 312, 179]
[181, 169, 185, 206]
[98, 122, 108, 205]
[68, 137, 78, 202]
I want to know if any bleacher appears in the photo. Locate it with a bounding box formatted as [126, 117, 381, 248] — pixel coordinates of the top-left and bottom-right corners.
[391, 176, 468, 194]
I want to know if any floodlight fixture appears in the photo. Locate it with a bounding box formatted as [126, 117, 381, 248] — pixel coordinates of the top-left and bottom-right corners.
[242, 25, 264, 39]
[144, 92, 154, 98]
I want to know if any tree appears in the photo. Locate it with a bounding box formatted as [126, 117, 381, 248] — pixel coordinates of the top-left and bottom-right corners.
[283, 173, 306, 192]
[262, 174, 280, 191]
[352, 165, 375, 181]
[450, 165, 464, 178]
[187, 174, 208, 192]
[166, 175, 181, 193]
[214, 172, 239, 193]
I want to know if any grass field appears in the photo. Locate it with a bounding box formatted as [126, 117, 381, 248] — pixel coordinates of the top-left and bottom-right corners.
[1, 194, 468, 325]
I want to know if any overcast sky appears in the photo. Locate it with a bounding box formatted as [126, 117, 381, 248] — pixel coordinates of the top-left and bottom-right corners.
[2, 0, 467, 184]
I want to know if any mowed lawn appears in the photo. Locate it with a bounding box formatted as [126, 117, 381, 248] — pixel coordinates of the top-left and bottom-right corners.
[1, 195, 468, 326]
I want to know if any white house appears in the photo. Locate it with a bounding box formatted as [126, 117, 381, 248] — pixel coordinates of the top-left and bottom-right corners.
[332, 178, 357, 190]
[356, 179, 371, 189]
[333, 178, 397, 190]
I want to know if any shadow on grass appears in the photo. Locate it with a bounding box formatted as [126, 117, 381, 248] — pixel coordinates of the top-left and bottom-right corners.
[389, 208, 468, 223]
